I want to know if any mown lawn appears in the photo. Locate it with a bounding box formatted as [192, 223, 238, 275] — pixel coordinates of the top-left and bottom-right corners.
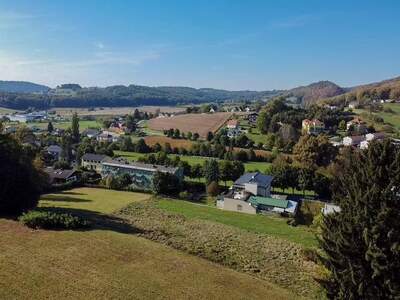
[28, 120, 102, 131]
[0, 188, 296, 300]
[39, 187, 150, 214]
[157, 198, 317, 248]
[354, 103, 400, 133]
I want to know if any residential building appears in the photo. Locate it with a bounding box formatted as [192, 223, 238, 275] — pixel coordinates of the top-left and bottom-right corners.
[81, 153, 110, 173]
[247, 112, 258, 124]
[226, 119, 239, 130]
[44, 167, 78, 185]
[232, 172, 273, 197]
[342, 135, 365, 147]
[8, 111, 47, 123]
[46, 145, 62, 160]
[348, 101, 358, 109]
[97, 131, 120, 143]
[322, 203, 341, 215]
[302, 119, 325, 134]
[216, 172, 295, 215]
[360, 132, 385, 149]
[82, 128, 100, 139]
[346, 117, 367, 133]
[101, 160, 183, 191]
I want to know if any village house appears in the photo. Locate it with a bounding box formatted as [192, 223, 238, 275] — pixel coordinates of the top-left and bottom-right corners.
[217, 172, 298, 215]
[226, 119, 239, 129]
[101, 160, 183, 191]
[302, 119, 325, 134]
[82, 128, 100, 139]
[97, 131, 120, 143]
[46, 145, 62, 160]
[247, 112, 258, 124]
[44, 167, 78, 185]
[342, 135, 365, 147]
[360, 132, 386, 149]
[8, 111, 47, 123]
[81, 153, 111, 173]
[346, 117, 367, 133]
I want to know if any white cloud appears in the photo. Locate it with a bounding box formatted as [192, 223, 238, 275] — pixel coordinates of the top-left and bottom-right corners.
[0, 49, 160, 87]
[95, 42, 105, 49]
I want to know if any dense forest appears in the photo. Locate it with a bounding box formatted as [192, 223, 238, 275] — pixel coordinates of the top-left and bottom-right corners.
[0, 84, 281, 110]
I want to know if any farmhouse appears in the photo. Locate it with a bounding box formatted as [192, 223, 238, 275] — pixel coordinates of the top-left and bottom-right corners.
[44, 167, 78, 185]
[101, 160, 183, 191]
[302, 119, 325, 135]
[81, 153, 111, 173]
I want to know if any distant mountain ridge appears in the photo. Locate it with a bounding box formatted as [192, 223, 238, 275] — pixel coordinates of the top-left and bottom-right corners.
[0, 76, 398, 110]
[0, 81, 50, 93]
[284, 81, 346, 106]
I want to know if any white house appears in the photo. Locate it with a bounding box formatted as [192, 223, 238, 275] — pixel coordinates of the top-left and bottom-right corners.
[342, 135, 365, 147]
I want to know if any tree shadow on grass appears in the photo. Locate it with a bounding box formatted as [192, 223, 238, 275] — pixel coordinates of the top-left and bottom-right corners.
[35, 206, 143, 235]
[40, 195, 92, 203]
[57, 191, 87, 196]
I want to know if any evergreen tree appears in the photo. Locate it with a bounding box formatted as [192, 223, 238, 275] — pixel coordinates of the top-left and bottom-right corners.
[47, 121, 54, 133]
[319, 140, 400, 299]
[71, 112, 80, 143]
[203, 159, 219, 185]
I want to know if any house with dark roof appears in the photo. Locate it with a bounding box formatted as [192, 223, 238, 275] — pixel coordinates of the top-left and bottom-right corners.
[100, 160, 184, 191]
[233, 172, 274, 197]
[81, 153, 110, 173]
[215, 172, 297, 215]
[44, 167, 78, 185]
[46, 145, 62, 160]
[82, 129, 100, 139]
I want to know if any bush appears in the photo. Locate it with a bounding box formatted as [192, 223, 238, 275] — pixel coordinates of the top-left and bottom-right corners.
[19, 211, 89, 230]
[178, 191, 191, 200]
[206, 181, 219, 196]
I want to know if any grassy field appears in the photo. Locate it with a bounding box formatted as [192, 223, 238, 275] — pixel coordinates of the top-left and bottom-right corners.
[115, 150, 272, 173]
[157, 198, 317, 248]
[0, 188, 296, 299]
[27, 120, 102, 131]
[354, 103, 400, 133]
[0, 107, 21, 114]
[39, 188, 150, 214]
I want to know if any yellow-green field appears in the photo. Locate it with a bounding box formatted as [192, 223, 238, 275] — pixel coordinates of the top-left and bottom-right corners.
[0, 188, 298, 299]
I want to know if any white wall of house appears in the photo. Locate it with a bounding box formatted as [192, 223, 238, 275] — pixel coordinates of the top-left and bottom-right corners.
[221, 198, 257, 214]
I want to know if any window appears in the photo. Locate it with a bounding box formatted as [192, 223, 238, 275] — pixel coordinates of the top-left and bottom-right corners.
[237, 204, 243, 211]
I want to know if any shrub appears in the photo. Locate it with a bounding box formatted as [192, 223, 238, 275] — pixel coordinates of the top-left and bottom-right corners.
[178, 191, 191, 200]
[206, 181, 219, 196]
[19, 211, 89, 230]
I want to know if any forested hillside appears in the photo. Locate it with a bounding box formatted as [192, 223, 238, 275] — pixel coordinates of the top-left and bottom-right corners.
[0, 81, 50, 93]
[0, 84, 281, 109]
[321, 77, 400, 106]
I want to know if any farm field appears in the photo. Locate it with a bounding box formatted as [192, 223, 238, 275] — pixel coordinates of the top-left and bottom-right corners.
[115, 151, 272, 173]
[52, 106, 187, 117]
[0, 188, 296, 299]
[157, 198, 317, 248]
[147, 112, 232, 138]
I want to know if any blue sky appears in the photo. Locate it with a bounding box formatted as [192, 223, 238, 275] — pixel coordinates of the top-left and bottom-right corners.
[1, 0, 400, 90]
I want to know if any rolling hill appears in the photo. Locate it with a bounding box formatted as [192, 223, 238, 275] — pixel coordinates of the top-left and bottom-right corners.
[0, 81, 50, 93]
